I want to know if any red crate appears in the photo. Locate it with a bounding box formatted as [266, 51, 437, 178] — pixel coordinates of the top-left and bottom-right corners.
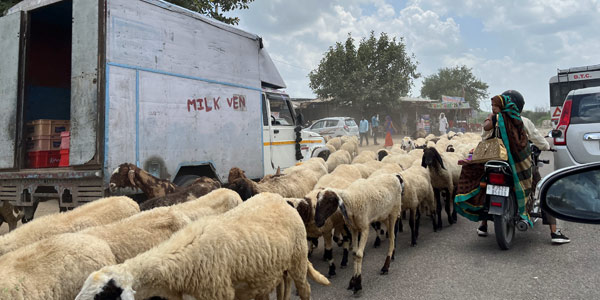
[27, 150, 61, 168]
[59, 149, 69, 167]
[60, 131, 70, 150]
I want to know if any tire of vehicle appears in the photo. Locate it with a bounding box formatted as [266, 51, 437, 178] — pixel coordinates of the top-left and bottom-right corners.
[172, 175, 202, 187]
[494, 193, 516, 250]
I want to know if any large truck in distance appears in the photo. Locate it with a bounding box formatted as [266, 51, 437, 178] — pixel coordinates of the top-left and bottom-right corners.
[0, 0, 327, 219]
[549, 64, 600, 127]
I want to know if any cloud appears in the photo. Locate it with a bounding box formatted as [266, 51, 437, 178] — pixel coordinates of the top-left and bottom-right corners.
[229, 0, 600, 110]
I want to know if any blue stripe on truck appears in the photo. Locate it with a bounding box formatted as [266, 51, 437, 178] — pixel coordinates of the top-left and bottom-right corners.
[106, 62, 263, 92]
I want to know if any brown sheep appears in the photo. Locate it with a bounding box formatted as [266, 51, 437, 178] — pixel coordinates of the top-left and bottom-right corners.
[139, 177, 221, 211]
[110, 163, 176, 199]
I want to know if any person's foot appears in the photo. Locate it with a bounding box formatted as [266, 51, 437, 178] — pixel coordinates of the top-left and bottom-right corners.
[477, 225, 488, 237]
[551, 229, 570, 244]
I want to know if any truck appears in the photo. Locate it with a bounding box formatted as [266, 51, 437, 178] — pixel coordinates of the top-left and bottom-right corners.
[0, 0, 328, 220]
[548, 64, 600, 127]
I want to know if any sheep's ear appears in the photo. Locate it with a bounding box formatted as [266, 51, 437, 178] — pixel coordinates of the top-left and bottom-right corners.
[435, 150, 446, 170]
[396, 174, 405, 195]
[128, 169, 136, 187]
[275, 167, 281, 176]
[296, 198, 313, 224]
[421, 156, 427, 168]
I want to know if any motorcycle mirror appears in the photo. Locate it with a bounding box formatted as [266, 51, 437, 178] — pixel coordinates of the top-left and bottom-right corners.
[539, 162, 600, 224]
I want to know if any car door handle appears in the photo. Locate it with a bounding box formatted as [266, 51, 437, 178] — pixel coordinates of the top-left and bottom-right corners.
[274, 129, 279, 134]
[583, 133, 600, 140]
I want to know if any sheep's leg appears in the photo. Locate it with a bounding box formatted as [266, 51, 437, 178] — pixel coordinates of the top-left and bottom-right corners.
[397, 216, 404, 232]
[415, 208, 421, 240]
[435, 189, 443, 230]
[444, 188, 454, 225]
[409, 208, 417, 246]
[401, 210, 407, 220]
[451, 185, 458, 223]
[322, 230, 336, 277]
[347, 228, 360, 290]
[431, 210, 438, 232]
[371, 222, 383, 248]
[349, 228, 368, 294]
[291, 274, 311, 300]
[341, 226, 351, 268]
[381, 215, 397, 275]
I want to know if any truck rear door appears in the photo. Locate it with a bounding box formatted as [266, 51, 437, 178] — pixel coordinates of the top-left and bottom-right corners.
[0, 12, 23, 169]
[69, 0, 99, 165]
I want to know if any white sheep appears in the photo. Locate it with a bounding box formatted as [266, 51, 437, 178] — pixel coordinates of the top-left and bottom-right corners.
[414, 138, 427, 148]
[0, 233, 117, 300]
[315, 174, 404, 295]
[75, 192, 330, 300]
[352, 150, 377, 164]
[381, 153, 414, 170]
[390, 144, 407, 154]
[327, 137, 343, 150]
[316, 164, 362, 189]
[421, 147, 462, 230]
[227, 164, 326, 201]
[339, 140, 359, 158]
[400, 137, 415, 151]
[326, 149, 352, 173]
[0, 196, 139, 256]
[0, 189, 242, 300]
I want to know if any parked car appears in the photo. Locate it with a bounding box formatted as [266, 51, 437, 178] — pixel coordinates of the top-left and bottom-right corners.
[306, 117, 360, 138]
[552, 86, 600, 170]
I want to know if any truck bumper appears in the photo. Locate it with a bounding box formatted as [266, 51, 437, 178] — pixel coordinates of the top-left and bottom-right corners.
[0, 169, 105, 208]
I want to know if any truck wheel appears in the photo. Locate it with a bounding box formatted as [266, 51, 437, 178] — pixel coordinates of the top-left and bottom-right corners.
[173, 175, 202, 187]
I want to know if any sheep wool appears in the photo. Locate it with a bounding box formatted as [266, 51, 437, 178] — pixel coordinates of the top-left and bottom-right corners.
[315, 174, 404, 294]
[326, 150, 352, 173]
[0, 232, 117, 300]
[76, 193, 329, 300]
[0, 196, 139, 256]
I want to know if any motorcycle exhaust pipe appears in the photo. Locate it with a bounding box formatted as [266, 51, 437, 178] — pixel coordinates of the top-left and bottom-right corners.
[516, 220, 529, 232]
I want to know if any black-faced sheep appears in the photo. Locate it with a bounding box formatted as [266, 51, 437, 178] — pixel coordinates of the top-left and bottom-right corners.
[110, 163, 176, 199]
[139, 176, 221, 210]
[226, 164, 325, 201]
[0, 201, 23, 232]
[75, 192, 330, 300]
[421, 147, 462, 230]
[0, 196, 139, 256]
[315, 174, 404, 295]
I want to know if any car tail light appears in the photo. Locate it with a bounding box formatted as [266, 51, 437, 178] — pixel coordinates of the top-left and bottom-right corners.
[488, 173, 505, 185]
[491, 201, 502, 207]
[554, 99, 572, 146]
[344, 125, 349, 131]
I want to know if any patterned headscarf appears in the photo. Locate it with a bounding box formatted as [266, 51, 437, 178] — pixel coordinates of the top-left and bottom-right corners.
[491, 95, 528, 153]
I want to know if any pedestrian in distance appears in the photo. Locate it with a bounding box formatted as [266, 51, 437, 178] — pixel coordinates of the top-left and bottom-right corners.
[439, 112, 449, 135]
[371, 114, 380, 145]
[359, 116, 370, 146]
[384, 115, 397, 148]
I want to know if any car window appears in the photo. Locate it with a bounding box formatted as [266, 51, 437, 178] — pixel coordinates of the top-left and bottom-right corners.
[571, 92, 600, 124]
[312, 121, 325, 129]
[345, 119, 357, 126]
[267, 93, 295, 126]
[326, 120, 339, 127]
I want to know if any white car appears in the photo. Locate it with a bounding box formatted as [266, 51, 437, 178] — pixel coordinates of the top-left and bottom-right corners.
[553, 86, 600, 170]
[307, 117, 360, 138]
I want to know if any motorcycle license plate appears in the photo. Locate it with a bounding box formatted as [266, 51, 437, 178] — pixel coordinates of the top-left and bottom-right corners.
[486, 185, 510, 197]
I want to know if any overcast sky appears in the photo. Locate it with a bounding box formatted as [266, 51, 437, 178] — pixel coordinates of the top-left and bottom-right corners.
[229, 0, 600, 111]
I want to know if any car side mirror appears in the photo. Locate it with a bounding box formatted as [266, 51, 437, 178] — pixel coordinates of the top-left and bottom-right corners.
[296, 113, 305, 126]
[551, 130, 562, 138]
[539, 162, 600, 224]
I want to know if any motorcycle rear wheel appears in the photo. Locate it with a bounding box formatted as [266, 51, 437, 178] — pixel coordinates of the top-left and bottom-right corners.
[494, 193, 516, 250]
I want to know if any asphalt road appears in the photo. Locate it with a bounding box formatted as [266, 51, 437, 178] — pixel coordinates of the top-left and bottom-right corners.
[309, 150, 599, 300]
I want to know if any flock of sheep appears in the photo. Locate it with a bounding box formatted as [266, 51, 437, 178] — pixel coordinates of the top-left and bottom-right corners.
[0, 131, 482, 299]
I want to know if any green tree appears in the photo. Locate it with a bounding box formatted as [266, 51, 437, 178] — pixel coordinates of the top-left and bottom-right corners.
[1, 0, 253, 24]
[420, 65, 489, 110]
[0, 0, 21, 15]
[309, 32, 419, 110]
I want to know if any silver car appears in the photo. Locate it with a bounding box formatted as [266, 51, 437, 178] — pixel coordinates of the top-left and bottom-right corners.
[553, 86, 600, 170]
[307, 117, 359, 138]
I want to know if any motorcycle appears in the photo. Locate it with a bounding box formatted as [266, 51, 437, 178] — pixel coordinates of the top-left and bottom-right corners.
[482, 145, 550, 250]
